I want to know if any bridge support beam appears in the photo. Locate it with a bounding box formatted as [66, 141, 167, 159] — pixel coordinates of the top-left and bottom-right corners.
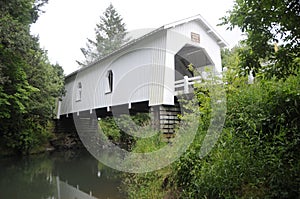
[150, 101, 181, 137]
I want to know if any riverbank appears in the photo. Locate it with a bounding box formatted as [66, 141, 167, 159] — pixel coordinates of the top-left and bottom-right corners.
[0, 129, 85, 157]
[123, 74, 300, 198]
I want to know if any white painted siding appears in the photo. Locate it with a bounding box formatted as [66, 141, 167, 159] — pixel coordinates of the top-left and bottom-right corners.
[60, 31, 167, 115]
[59, 18, 224, 116]
[148, 31, 167, 106]
[168, 20, 222, 73]
[60, 75, 76, 115]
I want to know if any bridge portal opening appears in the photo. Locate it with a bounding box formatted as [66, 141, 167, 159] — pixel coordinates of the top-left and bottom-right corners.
[175, 44, 214, 81]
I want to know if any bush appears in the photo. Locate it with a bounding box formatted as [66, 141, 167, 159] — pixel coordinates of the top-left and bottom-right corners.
[173, 74, 300, 198]
[2, 119, 53, 155]
[122, 73, 300, 198]
[98, 113, 151, 150]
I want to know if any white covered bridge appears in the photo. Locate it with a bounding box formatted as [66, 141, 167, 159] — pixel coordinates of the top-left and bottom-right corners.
[56, 15, 226, 134]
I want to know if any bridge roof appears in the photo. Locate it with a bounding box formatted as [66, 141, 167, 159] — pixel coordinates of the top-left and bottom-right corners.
[66, 14, 227, 79]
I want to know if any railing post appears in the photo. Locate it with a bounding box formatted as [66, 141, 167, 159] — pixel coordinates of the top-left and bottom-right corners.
[184, 75, 189, 94]
[248, 70, 254, 84]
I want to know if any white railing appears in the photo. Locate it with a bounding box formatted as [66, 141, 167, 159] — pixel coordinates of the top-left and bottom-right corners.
[175, 75, 202, 95]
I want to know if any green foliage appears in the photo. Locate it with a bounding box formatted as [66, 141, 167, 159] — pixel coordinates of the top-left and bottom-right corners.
[221, 45, 253, 85]
[0, 0, 65, 155]
[221, 47, 240, 72]
[132, 133, 166, 153]
[123, 70, 300, 198]
[173, 74, 300, 198]
[99, 116, 122, 143]
[78, 3, 128, 66]
[221, 0, 300, 78]
[0, 0, 48, 25]
[98, 113, 151, 148]
[4, 119, 52, 154]
[108, 112, 172, 198]
[123, 168, 172, 199]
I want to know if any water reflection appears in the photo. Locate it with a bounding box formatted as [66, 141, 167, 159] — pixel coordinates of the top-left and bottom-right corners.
[0, 149, 124, 199]
[56, 176, 97, 199]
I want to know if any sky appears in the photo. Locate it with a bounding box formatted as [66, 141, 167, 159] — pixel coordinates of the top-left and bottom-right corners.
[30, 0, 243, 75]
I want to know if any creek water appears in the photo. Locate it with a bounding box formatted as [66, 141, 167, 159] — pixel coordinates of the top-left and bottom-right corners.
[0, 149, 125, 199]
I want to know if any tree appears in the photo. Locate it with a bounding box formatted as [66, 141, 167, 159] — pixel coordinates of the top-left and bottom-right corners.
[0, 0, 48, 25]
[0, 0, 65, 154]
[78, 3, 128, 66]
[221, 0, 300, 78]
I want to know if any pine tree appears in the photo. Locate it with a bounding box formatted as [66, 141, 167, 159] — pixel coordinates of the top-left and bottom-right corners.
[78, 3, 128, 66]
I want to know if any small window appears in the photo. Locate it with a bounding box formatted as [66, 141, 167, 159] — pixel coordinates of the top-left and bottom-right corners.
[76, 82, 82, 101]
[191, 32, 200, 43]
[105, 70, 113, 93]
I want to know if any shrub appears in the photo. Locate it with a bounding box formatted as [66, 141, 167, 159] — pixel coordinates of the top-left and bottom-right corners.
[173, 74, 300, 198]
[122, 74, 300, 198]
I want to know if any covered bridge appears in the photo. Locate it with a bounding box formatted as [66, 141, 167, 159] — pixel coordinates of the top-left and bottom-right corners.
[56, 14, 227, 134]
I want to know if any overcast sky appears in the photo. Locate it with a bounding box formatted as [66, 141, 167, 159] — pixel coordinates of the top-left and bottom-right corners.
[30, 0, 243, 75]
